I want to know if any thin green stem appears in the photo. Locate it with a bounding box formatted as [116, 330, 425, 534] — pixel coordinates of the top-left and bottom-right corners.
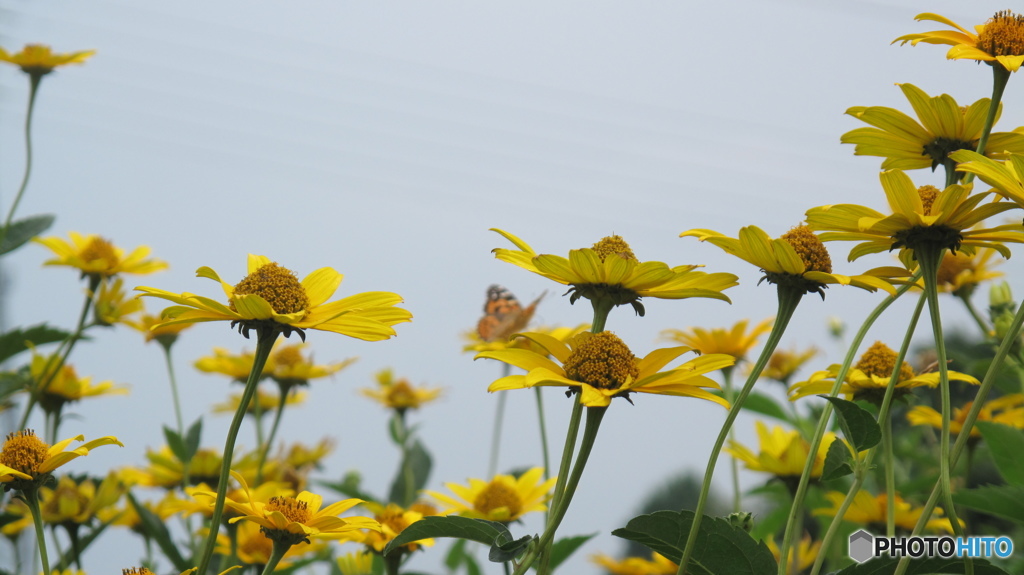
[257, 383, 291, 484]
[678, 285, 803, 575]
[964, 66, 1012, 187]
[543, 398, 583, 556]
[722, 368, 742, 513]
[161, 344, 185, 436]
[589, 298, 614, 333]
[0, 74, 42, 253]
[195, 330, 279, 575]
[488, 363, 512, 477]
[534, 387, 550, 483]
[959, 294, 991, 339]
[24, 488, 51, 575]
[260, 538, 292, 575]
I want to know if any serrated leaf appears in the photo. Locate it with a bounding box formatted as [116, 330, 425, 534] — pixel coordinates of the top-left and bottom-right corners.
[488, 534, 533, 562]
[612, 510, 776, 575]
[819, 395, 881, 452]
[541, 533, 597, 571]
[833, 557, 1009, 574]
[184, 418, 202, 461]
[388, 439, 432, 507]
[976, 422, 1024, 486]
[822, 437, 855, 481]
[0, 323, 73, 364]
[384, 516, 512, 557]
[128, 492, 189, 571]
[0, 214, 55, 255]
[953, 484, 1024, 523]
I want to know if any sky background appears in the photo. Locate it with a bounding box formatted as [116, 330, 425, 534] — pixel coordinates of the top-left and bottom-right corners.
[2, 1, 1023, 573]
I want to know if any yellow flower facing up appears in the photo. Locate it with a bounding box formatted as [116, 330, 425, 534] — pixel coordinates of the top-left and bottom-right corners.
[951, 149, 1024, 208]
[758, 346, 819, 385]
[478, 331, 734, 408]
[908, 394, 1024, 437]
[724, 421, 836, 480]
[360, 369, 442, 412]
[789, 341, 980, 404]
[30, 352, 128, 414]
[894, 11, 1024, 73]
[35, 232, 167, 279]
[660, 318, 772, 364]
[0, 430, 122, 492]
[805, 170, 1024, 267]
[428, 467, 555, 523]
[463, 323, 591, 354]
[765, 535, 821, 574]
[816, 490, 956, 534]
[212, 386, 307, 416]
[591, 551, 678, 575]
[359, 502, 435, 554]
[681, 224, 901, 298]
[137, 254, 410, 341]
[491, 229, 737, 316]
[841, 83, 1024, 173]
[92, 277, 143, 327]
[0, 44, 95, 76]
[186, 479, 295, 521]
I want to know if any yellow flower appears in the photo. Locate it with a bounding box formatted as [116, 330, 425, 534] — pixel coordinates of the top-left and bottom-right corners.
[30, 352, 128, 414]
[765, 535, 821, 573]
[211, 386, 307, 415]
[0, 44, 95, 76]
[816, 490, 956, 534]
[427, 467, 555, 523]
[136, 254, 410, 341]
[789, 341, 979, 404]
[337, 551, 374, 575]
[950, 150, 1024, 208]
[360, 369, 442, 412]
[841, 83, 1024, 173]
[491, 229, 737, 316]
[125, 311, 193, 346]
[894, 11, 1024, 73]
[211, 518, 328, 566]
[195, 347, 261, 382]
[758, 346, 819, 385]
[1, 472, 125, 531]
[92, 277, 143, 326]
[591, 551, 678, 575]
[724, 422, 836, 480]
[660, 318, 772, 364]
[464, 323, 591, 354]
[907, 394, 1024, 437]
[268, 342, 355, 384]
[681, 224, 900, 297]
[186, 479, 295, 521]
[934, 246, 1004, 297]
[35, 232, 167, 279]
[122, 446, 250, 489]
[0, 430, 122, 491]
[805, 171, 1024, 267]
[359, 502, 435, 553]
[478, 331, 733, 408]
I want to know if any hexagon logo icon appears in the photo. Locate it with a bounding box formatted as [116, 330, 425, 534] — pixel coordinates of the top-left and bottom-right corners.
[849, 529, 874, 563]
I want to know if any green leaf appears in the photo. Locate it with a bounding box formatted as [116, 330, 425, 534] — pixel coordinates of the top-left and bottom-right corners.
[317, 471, 380, 504]
[977, 421, 1024, 485]
[612, 510, 776, 575]
[184, 417, 203, 461]
[821, 437, 855, 481]
[833, 557, 1009, 574]
[163, 426, 187, 464]
[388, 439, 432, 506]
[488, 534, 533, 563]
[127, 492, 189, 571]
[953, 484, 1024, 523]
[819, 395, 881, 452]
[541, 533, 597, 571]
[0, 214, 55, 256]
[738, 391, 792, 423]
[0, 323, 73, 364]
[385, 516, 512, 558]
[444, 539, 482, 575]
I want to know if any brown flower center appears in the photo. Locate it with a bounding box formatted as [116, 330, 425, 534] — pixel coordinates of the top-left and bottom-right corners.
[378, 507, 413, 536]
[918, 185, 940, 216]
[936, 251, 976, 287]
[780, 225, 832, 273]
[80, 237, 119, 270]
[855, 341, 916, 382]
[387, 380, 419, 409]
[231, 263, 310, 315]
[473, 481, 522, 518]
[237, 531, 272, 560]
[123, 568, 155, 575]
[273, 345, 304, 367]
[562, 332, 639, 391]
[978, 10, 1024, 57]
[266, 495, 312, 524]
[1, 430, 50, 476]
[591, 235, 637, 262]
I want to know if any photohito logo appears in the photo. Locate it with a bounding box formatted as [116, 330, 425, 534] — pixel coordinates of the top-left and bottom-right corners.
[848, 530, 1014, 562]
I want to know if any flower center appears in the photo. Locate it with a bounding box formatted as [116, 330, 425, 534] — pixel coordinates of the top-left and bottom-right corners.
[0, 430, 50, 476]
[232, 263, 310, 315]
[238, 531, 272, 559]
[918, 185, 939, 216]
[780, 225, 832, 273]
[274, 345, 304, 367]
[266, 495, 312, 524]
[80, 237, 119, 268]
[978, 10, 1024, 58]
[591, 235, 637, 262]
[123, 568, 154, 575]
[936, 252, 975, 287]
[473, 481, 522, 518]
[854, 341, 916, 382]
[378, 507, 413, 535]
[45, 481, 90, 517]
[387, 380, 418, 408]
[562, 332, 639, 391]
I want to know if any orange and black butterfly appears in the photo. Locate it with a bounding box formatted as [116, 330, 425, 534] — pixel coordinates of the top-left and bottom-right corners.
[476, 285, 544, 343]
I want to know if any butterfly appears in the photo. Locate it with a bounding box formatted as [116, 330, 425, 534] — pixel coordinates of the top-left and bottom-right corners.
[476, 285, 544, 343]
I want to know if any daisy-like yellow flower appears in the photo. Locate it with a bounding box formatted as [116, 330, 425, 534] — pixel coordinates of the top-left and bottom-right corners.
[358, 502, 435, 554]
[35, 232, 167, 279]
[222, 471, 379, 546]
[934, 246, 1004, 298]
[121, 446, 247, 489]
[894, 11, 1024, 73]
[491, 229, 737, 316]
[0, 44, 95, 76]
[212, 386, 307, 415]
[816, 490, 956, 534]
[195, 347, 262, 382]
[765, 535, 821, 573]
[660, 318, 772, 364]
[267, 342, 355, 384]
[137, 254, 410, 341]
[591, 551, 678, 575]
[789, 341, 980, 404]
[0, 430, 122, 492]
[463, 323, 591, 354]
[360, 368, 442, 412]
[478, 331, 733, 408]
[841, 83, 1024, 173]
[908, 394, 1024, 437]
[30, 352, 128, 414]
[427, 467, 555, 523]
[92, 277, 143, 326]
[1, 472, 126, 532]
[337, 551, 374, 575]
[185, 479, 295, 521]
[211, 518, 329, 566]
[681, 224, 901, 298]
[758, 346, 819, 385]
[125, 311, 193, 347]
[724, 422, 837, 481]
[805, 170, 1024, 267]
[950, 149, 1024, 208]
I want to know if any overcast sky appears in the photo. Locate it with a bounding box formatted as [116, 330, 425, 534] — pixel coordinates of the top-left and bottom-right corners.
[2, 1, 1023, 573]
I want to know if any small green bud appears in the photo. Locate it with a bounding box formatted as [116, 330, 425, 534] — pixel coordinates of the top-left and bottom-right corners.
[726, 511, 754, 533]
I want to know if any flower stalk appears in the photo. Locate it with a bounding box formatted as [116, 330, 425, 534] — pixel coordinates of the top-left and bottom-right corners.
[0, 74, 42, 252]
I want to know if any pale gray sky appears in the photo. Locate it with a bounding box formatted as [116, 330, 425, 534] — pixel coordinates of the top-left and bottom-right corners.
[2, 1, 1022, 573]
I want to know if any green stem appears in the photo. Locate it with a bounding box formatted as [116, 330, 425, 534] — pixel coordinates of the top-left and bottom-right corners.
[488, 363, 512, 477]
[678, 285, 803, 575]
[959, 294, 991, 339]
[538, 397, 583, 574]
[161, 343, 185, 436]
[722, 368, 742, 513]
[257, 382, 292, 484]
[777, 273, 919, 575]
[260, 538, 292, 575]
[195, 330, 279, 575]
[24, 488, 51, 575]
[534, 387, 551, 483]
[964, 66, 1012, 186]
[0, 74, 42, 253]
[398, 410, 416, 507]
[384, 551, 403, 575]
[589, 298, 614, 333]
